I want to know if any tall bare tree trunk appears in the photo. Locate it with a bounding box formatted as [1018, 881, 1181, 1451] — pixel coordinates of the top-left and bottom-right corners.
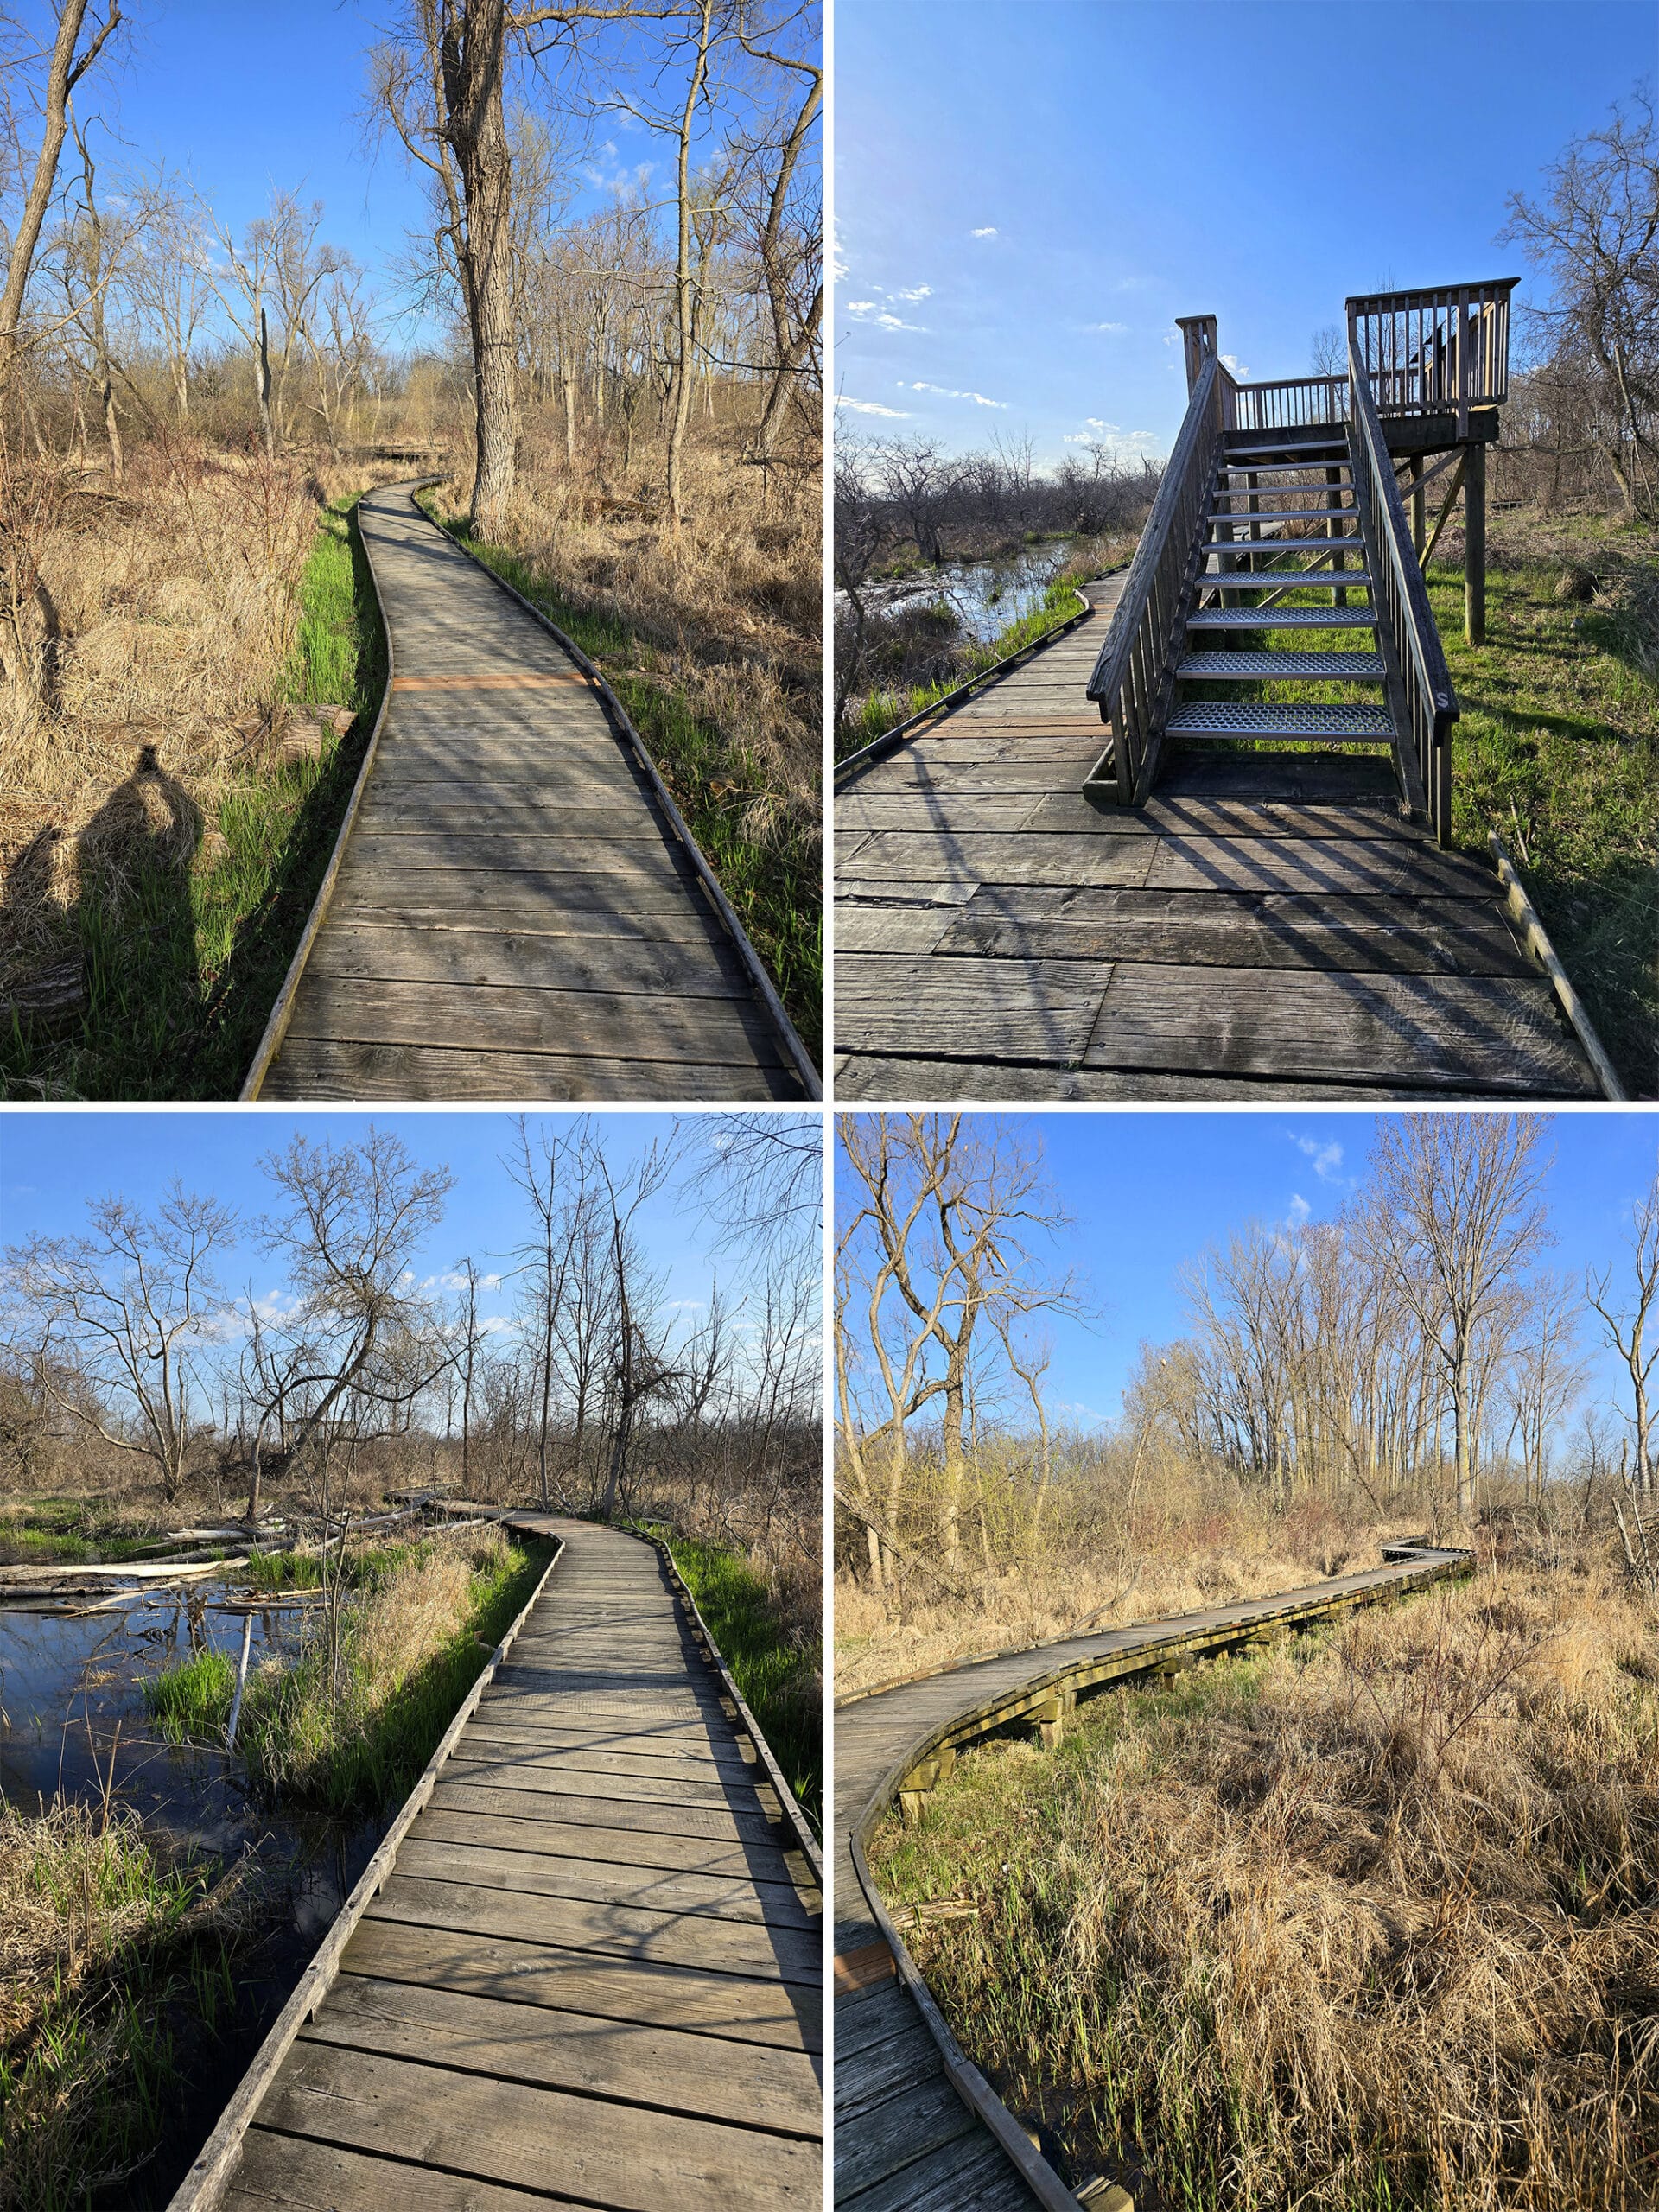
[0, 3, 120, 397]
[441, 0, 517, 538]
[256, 306, 275, 457]
[664, 0, 714, 528]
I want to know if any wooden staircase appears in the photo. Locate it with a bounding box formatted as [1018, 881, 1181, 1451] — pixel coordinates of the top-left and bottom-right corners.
[1085, 283, 1520, 844]
[1170, 430, 1398, 756]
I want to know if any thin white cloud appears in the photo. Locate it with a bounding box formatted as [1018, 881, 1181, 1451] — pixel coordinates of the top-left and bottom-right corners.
[908, 379, 1007, 409]
[1291, 1135, 1351, 1187]
[893, 283, 932, 302]
[845, 300, 876, 315]
[969, 226, 998, 238]
[1221, 352, 1251, 378]
[1287, 1193, 1312, 1230]
[837, 397, 911, 417]
[875, 312, 926, 331]
[1084, 321, 1128, 334]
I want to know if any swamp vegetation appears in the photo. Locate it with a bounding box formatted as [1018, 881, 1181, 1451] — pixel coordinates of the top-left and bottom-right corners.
[870, 1543, 1659, 2211]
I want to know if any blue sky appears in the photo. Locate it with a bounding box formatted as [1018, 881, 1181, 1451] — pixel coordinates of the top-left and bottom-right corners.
[833, 0, 1655, 463]
[1, 1109, 816, 1351]
[836, 1111, 1659, 1437]
[53, 1, 780, 351]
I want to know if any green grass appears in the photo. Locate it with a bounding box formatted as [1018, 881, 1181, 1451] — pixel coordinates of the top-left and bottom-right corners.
[144, 1648, 238, 1744]
[0, 1502, 163, 1567]
[1176, 524, 1659, 1093]
[1, 493, 387, 1102]
[417, 498, 822, 1065]
[147, 1538, 548, 1815]
[0, 1803, 243, 2212]
[836, 571, 1095, 761]
[634, 1526, 822, 1833]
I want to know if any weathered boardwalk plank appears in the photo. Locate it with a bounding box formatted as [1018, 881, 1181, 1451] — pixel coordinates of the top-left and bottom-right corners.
[253, 485, 809, 1101]
[833, 1550, 1467, 2209]
[201, 1517, 821, 2212]
[834, 582, 1597, 1098]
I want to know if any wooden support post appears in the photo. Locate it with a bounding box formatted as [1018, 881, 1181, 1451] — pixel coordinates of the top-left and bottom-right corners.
[1028, 1694, 1065, 1751]
[1326, 462, 1346, 607]
[1409, 454, 1425, 557]
[1464, 439, 1486, 645]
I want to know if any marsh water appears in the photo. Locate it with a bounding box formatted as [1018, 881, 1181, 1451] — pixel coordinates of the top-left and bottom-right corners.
[838, 541, 1079, 644]
[1, 1581, 382, 2206]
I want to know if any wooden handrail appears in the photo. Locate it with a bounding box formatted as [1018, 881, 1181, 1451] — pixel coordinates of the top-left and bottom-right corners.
[1349, 334, 1459, 842]
[1084, 354, 1224, 801]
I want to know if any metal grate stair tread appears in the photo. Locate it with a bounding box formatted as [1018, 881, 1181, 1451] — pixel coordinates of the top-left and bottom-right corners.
[1166, 701, 1396, 739]
[1178, 650, 1387, 679]
[1188, 607, 1377, 628]
[1210, 507, 1357, 524]
[1198, 569, 1374, 589]
[1205, 536, 1367, 555]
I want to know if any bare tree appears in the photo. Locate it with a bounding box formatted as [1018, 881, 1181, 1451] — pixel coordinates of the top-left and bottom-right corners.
[8, 1182, 235, 1503]
[1587, 1155, 1659, 1500]
[836, 1112, 1085, 1588]
[125, 162, 215, 419]
[1503, 89, 1659, 519]
[1365, 1116, 1553, 1518]
[253, 1126, 454, 1474]
[0, 0, 122, 394]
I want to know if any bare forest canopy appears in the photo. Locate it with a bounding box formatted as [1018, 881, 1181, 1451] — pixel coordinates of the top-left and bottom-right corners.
[1, 1114, 822, 1561]
[0, 2, 821, 513]
[835, 1115, 1659, 1601]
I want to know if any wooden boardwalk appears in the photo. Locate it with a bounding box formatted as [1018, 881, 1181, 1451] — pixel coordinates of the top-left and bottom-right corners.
[204, 1518, 822, 2212]
[835, 1551, 1468, 2209]
[834, 583, 1597, 1100]
[254, 484, 809, 1101]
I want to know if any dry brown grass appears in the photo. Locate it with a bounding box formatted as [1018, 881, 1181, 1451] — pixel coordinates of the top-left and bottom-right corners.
[0, 444, 334, 1003]
[836, 1474, 1427, 1696]
[873, 1544, 1659, 2209]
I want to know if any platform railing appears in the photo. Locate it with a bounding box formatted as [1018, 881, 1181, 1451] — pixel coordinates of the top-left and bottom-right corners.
[1349, 332, 1459, 843]
[1347, 278, 1518, 436]
[1229, 373, 1349, 430]
[1084, 346, 1225, 800]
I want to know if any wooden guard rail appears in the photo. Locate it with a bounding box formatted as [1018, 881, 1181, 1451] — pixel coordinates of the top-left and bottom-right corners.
[1348, 332, 1459, 843]
[844, 1545, 1473, 2211]
[1084, 351, 1224, 800]
[1348, 278, 1517, 436]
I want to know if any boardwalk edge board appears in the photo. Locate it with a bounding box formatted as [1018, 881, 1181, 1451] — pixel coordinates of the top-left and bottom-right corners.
[1487, 829, 1625, 1101]
[834, 584, 1101, 790]
[843, 1545, 1472, 2211]
[624, 1522, 824, 1876]
[421, 491, 823, 1100]
[164, 1535, 563, 2212]
[238, 479, 437, 1102]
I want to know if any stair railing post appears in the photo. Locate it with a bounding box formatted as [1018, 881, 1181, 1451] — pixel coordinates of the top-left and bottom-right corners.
[1464, 438, 1486, 645]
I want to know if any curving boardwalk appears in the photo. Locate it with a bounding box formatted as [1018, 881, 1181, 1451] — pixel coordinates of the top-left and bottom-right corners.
[254, 485, 808, 1101]
[834, 582, 1597, 1101]
[194, 1518, 822, 2212]
[834, 1548, 1468, 2209]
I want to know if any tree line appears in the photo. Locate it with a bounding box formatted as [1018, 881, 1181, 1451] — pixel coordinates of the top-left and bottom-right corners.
[835, 1114, 1659, 1604]
[0, 2, 821, 524]
[2, 1115, 822, 1556]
